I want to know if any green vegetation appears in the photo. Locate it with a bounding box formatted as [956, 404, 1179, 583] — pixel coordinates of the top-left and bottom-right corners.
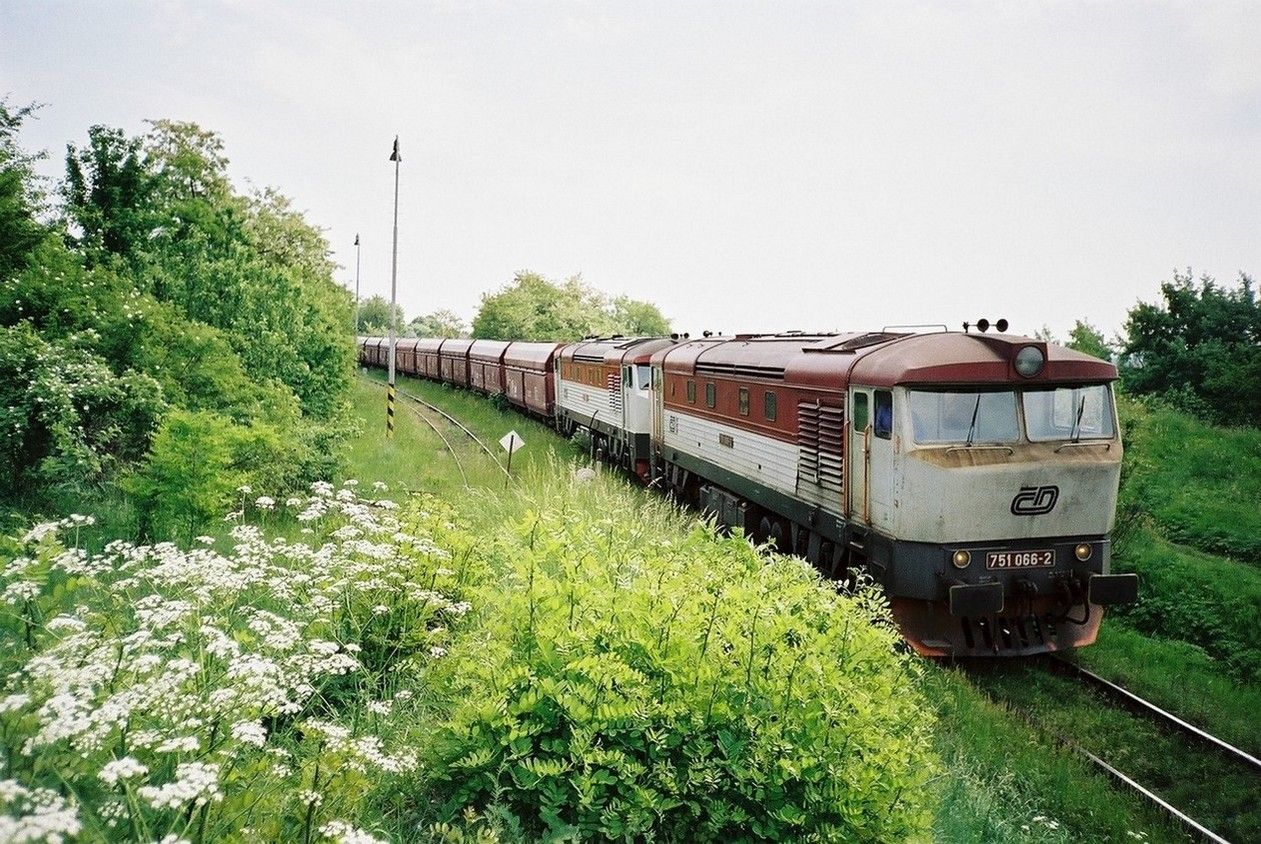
[472, 270, 670, 340]
[353, 376, 1185, 843]
[1119, 395, 1261, 563]
[966, 661, 1257, 843]
[1118, 268, 1260, 428]
[0, 103, 354, 537]
[356, 295, 469, 339]
[420, 487, 935, 841]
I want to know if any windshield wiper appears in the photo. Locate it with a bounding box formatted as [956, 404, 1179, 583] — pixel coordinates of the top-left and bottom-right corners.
[1069, 394, 1087, 443]
[965, 395, 983, 446]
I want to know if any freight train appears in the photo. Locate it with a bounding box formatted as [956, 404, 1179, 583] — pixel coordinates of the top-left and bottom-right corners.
[359, 327, 1138, 657]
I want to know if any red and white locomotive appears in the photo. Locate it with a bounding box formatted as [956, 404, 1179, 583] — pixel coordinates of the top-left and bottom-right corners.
[359, 327, 1137, 657]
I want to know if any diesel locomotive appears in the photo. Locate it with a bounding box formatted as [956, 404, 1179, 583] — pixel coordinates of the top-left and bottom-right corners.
[359, 327, 1138, 657]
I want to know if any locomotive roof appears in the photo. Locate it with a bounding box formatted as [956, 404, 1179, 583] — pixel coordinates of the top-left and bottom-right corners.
[656, 331, 1116, 388]
[562, 336, 675, 364]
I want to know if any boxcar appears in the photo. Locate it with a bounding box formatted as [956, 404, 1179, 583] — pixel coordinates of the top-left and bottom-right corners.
[503, 341, 563, 417]
[395, 338, 420, 376]
[438, 339, 474, 387]
[416, 338, 443, 381]
[468, 340, 512, 396]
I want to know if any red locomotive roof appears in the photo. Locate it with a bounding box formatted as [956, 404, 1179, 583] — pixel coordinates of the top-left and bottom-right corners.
[468, 339, 512, 362]
[504, 341, 563, 370]
[657, 331, 1116, 390]
[560, 336, 674, 365]
[852, 333, 1117, 386]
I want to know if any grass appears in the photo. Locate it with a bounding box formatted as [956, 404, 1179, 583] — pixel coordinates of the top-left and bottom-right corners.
[1075, 621, 1261, 758]
[1119, 394, 1261, 564]
[926, 666, 1186, 843]
[964, 660, 1258, 843]
[345, 371, 1194, 844]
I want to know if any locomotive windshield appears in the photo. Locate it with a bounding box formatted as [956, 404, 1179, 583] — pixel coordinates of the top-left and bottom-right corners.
[909, 390, 1020, 444]
[1022, 384, 1114, 441]
[909, 384, 1116, 444]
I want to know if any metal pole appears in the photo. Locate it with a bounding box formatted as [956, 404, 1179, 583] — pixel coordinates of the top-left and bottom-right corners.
[353, 234, 361, 334]
[387, 137, 400, 439]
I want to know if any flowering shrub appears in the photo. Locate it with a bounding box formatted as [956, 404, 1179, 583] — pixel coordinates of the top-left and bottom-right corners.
[421, 479, 937, 841]
[0, 483, 479, 841]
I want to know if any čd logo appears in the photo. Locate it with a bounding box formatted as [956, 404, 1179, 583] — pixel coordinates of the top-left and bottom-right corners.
[1011, 485, 1059, 515]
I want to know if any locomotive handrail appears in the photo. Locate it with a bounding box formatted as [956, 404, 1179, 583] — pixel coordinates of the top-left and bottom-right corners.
[945, 444, 1015, 455]
[1054, 441, 1113, 453]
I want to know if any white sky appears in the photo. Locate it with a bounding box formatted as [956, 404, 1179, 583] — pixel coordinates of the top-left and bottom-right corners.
[3, 1, 1258, 341]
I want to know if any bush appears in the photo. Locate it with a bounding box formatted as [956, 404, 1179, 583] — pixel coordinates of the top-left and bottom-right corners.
[0, 485, 475, 842]
[1111, 527, 1261, 681]
[1118, 395, 1261, 564]
[419, 479, 935, 841]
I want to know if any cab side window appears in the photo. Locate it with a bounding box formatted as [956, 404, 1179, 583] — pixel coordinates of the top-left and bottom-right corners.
[738, 387, 750, 416]
[705, 383, 716, 408]
[874, 390, 893, 439]
[687, 380, 696, 403]
[853, 392, 869, 431]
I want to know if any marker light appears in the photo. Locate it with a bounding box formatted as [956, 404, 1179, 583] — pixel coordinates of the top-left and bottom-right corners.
[1014, 346, 1046, 378]
[1075, 543, 1093, 562]
[952, 550, 971, 568]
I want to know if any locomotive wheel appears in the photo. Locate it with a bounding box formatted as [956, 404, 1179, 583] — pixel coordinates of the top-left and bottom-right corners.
[758, 516, 787, 552]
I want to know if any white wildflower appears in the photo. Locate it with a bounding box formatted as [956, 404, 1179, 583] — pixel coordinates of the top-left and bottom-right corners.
[99, 756, 149, 786]
[231, 720, 267, 747]
[137, 761, 221, 809]
[255, 496, 275, 510]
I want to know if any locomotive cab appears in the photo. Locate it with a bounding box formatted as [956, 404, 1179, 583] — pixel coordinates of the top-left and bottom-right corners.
[851, 335, 1138, 655]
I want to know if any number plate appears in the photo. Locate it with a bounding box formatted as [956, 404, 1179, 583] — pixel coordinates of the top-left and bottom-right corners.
[986, 549, 1055, 570]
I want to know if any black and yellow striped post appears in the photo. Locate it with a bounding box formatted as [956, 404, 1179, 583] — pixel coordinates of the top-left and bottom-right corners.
[386, 380, 396, 439]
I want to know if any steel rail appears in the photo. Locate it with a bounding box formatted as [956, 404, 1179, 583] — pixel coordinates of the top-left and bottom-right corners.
[406, 402, 468, 487]
[1047, 656, 1261, 775]
[389, 381, 511, 478]
[1055, 727, 1231, 844]
[971, 679, 1232, 844]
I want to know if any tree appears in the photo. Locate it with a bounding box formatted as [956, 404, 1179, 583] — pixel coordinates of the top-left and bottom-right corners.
[64, 125, 153, 261]
[1119, 269, 1260, 427]
[357, 294, 404, 335]
[472, 270, 670, 340]
[611, 295, 670, 336]
[0, 98, 48, 280]
[408, 308, 466, 338]
[1066, 319, 1112, 361]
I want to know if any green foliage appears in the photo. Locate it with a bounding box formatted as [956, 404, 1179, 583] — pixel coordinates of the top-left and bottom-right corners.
[0, 487, 474, 842]
[420, 483, 935, 841]
[64, 125, 154, 261]
[1118, 395, 1261, 562]
[0, 99, 49, 280]
[1110, 526, 1261, 681]
[358, 293, 405, 335]
[1065, 319, 1112, 361]
[409, 308, 468, 339]
[123, 409, 244, 539]
[0, 322, 165, 493]
[1119, 268, 1261, 427]
[472, 270, 670, 341]
[1, 114, 355, 532]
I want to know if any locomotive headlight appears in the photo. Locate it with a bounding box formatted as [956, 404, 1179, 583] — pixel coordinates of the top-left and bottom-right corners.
[1014, 346, 1046, 378]
[952, 550, 971, 568]
[1074, 543, 1093, 561]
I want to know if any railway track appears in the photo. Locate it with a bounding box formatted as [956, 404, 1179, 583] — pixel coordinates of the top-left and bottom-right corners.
[405, 400, 469, 487]
[967, 656, 1258, 843]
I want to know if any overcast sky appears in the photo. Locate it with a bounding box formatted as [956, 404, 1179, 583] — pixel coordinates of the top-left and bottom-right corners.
[4, 1, 1258, 340]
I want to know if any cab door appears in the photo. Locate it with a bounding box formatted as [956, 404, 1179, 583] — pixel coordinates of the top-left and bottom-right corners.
[650, 365, 665, 457]
[848, 388, 871, 523]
